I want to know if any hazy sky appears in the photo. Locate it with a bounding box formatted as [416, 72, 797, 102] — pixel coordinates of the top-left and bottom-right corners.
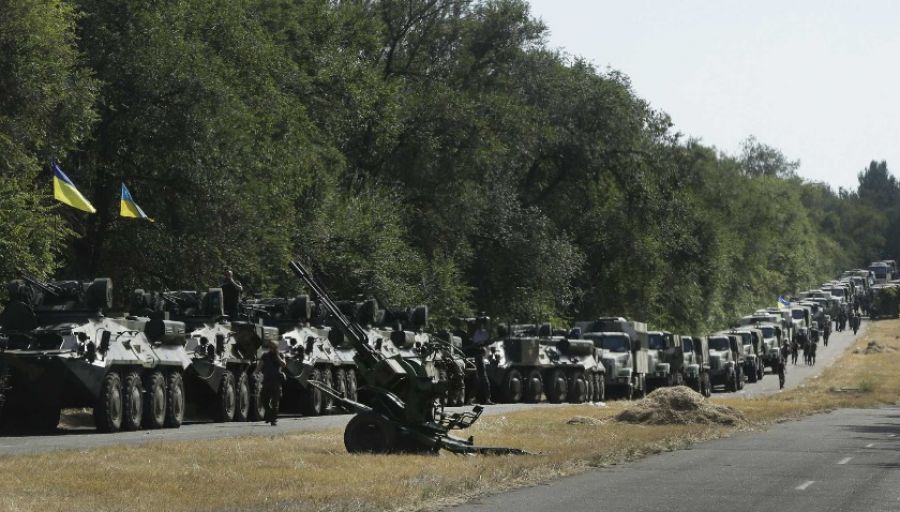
[527, 0, 900, 190]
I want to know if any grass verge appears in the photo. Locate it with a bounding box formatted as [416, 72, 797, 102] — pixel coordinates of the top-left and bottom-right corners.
[1, 321, 899, 512]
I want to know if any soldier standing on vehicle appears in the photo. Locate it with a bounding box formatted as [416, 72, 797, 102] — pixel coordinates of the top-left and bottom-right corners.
[256, 339, 286, 426]
[221, 269, 244, 317]
[471, 318, 494, 405]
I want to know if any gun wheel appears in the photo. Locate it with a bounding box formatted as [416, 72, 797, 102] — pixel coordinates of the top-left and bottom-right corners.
[344, 412, 399, 454]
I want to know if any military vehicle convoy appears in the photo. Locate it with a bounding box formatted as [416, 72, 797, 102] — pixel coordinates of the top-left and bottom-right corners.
[0, 258, 883, 435]
[0, 277, 192, 432]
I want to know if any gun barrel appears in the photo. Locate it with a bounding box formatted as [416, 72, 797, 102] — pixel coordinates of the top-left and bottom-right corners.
[288, 261, 380, 367]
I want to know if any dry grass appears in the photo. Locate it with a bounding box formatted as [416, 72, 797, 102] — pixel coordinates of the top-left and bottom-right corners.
[1, 320, 899, 512]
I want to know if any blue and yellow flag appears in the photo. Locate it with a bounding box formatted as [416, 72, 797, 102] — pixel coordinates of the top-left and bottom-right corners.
[120, 183, 154, 222]
[52, 163, 96, 213]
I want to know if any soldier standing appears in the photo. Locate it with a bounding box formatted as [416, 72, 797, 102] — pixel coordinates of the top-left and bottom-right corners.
[220, 269, 244, 318]
[823, 320, 831, 346]
[256, 340, 286, 425]
[851, 313, 861, 335]
[470, 318, 494, 405]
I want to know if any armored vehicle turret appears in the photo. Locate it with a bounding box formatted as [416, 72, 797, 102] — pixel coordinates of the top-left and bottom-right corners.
[0, 277, 192, 433]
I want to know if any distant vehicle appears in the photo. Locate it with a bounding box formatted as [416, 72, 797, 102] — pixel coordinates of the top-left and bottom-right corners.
[869, 261, 892, 284]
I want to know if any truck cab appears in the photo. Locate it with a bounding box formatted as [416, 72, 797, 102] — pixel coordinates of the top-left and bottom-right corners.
[580, 317, 649, 400]
[707, 334, 744, 392]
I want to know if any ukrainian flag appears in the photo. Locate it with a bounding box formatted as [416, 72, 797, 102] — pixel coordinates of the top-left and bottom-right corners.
[120, 183, 154, 222]
[52, 163, 96, 213]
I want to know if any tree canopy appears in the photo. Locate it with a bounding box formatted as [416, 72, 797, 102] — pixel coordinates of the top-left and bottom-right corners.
[0, 0, 895, 332]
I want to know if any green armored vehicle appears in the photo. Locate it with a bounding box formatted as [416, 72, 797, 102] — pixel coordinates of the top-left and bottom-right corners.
[0, 277, 192, 433]
[579, 317, 650, 399]
[131, 288, 278, 422]
[484, 324, 547, 403]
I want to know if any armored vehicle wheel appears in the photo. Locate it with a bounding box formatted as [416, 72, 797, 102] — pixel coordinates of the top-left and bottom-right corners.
[567, 371, 588, 403]
[142, 371, 167, 429]
[546, 369, 567, 403]
[233, 370, 250, 422]
[500, 369, 523, 403]
[122, 371, 144, 431]
[95, 372, 123, 433]
[215, 371, 237, 422]
[301, 368, 325, 416]
[248, 372, 265, 421]
[344, 412, 399, 454]
[344, 369, 358, 402]
[320, 367, 334, 413]
[523, 370, 543, 403]
[333, 368, 348, 400]
[164, 371, 185, 428]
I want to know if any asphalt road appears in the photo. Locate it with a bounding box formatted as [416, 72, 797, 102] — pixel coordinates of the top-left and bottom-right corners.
[451, 406, 900, 512]
[0, 322, 868, 456]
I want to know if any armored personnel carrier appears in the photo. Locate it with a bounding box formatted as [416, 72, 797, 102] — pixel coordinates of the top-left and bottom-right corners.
[579, 318, 650, 399]
[491, 323, 604, 404]
[130, 288, 278, 423]
[0, 277, 192, 432]
[483, 325, 546, 403]
[239, 296, 348, 416]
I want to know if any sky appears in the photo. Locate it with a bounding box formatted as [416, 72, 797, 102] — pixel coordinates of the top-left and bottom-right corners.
[527, 0, 900, 191]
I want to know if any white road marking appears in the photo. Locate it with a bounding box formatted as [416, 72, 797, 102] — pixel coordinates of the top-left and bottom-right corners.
[795, 480, 816, 491]
[837, 457, 853, 465]
[865, 443, 875, 448]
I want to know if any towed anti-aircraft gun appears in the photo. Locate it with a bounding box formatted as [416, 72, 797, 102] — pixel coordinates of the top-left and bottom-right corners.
[288, 260, 527, 455]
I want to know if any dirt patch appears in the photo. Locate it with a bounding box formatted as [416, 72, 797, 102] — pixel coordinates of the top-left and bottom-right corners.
[566, 416, 603, 426]
[615, 386, 747, 426]
[855, 340, 898, 354]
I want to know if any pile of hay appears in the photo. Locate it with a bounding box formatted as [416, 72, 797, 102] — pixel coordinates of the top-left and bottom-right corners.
[615, 386, 747, 426]
[566, 416, 603, 426]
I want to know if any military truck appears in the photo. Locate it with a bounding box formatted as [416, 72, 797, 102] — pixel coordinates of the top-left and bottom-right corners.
[579, 318, 650, 399]
[727, 328, 763, 383]
[707, 334, 744, 392]
[679, 335, 711, 397]
[869, 261, 892, 284]
[753, 322, 785, 373]
[0, 277, 192, 433]
[131, 288, 279, 422]
[645, 331, 685, 389]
